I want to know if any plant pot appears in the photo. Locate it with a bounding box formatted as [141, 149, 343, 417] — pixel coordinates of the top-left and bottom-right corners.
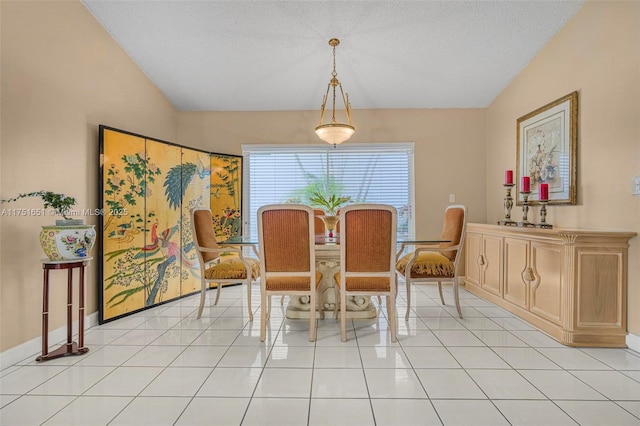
[39, 225, 96, 260]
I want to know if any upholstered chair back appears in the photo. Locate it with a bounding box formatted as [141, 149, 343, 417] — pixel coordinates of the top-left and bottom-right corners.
[192, 208, 221, 263]
[260, 208, 312, 273]
[439, 206, 466, 261]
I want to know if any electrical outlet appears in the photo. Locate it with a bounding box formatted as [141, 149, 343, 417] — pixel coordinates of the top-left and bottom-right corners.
[449, 194, 456, 203]
[633, 177, 640, 195]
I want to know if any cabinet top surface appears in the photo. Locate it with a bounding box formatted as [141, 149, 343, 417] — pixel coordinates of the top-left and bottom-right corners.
[468, 223, 637, 239]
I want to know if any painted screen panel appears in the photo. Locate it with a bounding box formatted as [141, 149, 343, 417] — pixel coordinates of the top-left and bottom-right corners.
[210, 153, 242, 242]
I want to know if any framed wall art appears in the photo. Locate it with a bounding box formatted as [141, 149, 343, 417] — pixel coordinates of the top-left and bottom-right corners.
[516, 91, 578, 205]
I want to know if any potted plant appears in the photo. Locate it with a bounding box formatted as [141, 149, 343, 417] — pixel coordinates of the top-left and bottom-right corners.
[1, 191, 96, 260]
[309, 191, 351, 238]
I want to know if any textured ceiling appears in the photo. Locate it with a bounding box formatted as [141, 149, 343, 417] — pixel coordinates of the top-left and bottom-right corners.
[82, 1, 584, 111]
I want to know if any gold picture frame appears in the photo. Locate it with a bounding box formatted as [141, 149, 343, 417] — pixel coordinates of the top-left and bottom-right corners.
[516, 91, 578, 205]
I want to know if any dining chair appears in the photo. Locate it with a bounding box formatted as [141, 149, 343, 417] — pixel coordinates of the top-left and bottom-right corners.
[396, 204, 467, 320]
[258, 204, 323, 342]
[335, 204, 398, 342]
[191, 207, 260, 320]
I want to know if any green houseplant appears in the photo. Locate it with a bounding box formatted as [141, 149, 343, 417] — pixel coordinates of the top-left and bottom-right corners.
[309, 191, 351, 238]
[308, 191, 351, 216]
[1, 190, 96, 260]
[1, 191, 77, 221]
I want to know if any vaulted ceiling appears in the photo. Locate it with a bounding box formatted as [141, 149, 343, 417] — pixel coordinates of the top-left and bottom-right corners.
[83, 1, 584, 111]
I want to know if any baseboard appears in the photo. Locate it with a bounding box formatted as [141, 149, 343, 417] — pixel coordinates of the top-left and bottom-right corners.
[0, 312, 99, 371]
[627, 332, 640, 354]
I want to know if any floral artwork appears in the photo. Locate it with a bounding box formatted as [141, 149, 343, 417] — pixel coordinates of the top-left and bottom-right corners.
[526, 120, 560, 186]
[100, 127, 215, 323]
[516, 91, 577, 205]
[210, 154, 242, 241]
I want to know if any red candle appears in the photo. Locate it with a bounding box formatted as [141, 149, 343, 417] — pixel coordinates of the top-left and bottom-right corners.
[521, 176, 530, 192]
[505, 170, 513, 185]
[539, 183, 549, 201]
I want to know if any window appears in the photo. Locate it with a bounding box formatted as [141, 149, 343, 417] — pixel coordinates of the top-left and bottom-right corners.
[242, 143, 415, 240]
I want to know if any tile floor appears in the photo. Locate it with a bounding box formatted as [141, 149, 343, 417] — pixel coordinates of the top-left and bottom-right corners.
[2, 284, 640, 425]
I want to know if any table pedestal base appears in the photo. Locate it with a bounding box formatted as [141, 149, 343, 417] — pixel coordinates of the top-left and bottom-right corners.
[285, 259, 377, 319]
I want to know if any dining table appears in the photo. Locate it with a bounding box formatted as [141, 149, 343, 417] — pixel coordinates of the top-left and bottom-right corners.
[221, 235, 449, 319]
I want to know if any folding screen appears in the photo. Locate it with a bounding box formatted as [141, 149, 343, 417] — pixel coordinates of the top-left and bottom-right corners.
[99, 125, 240, 323]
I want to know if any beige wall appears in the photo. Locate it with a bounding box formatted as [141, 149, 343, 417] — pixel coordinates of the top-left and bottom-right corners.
[486, 1, 640, 333]
[178, 109, 488, 240]
[0, 1, 178, 351]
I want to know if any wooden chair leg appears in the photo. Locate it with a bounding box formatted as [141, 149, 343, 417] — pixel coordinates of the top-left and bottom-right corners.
[309, 290, 317, 342]
[214, 282, 222, 305]
[405, 275, 412, 321]
[437, 281, 445, 306]
[197, 278, 206, 319]
[340, 287, 347, 342]
[247, 279, 253, 322]
[260, 288, 267, 342]
[387, 293, 397, 343]
[453, 278, 463, 319]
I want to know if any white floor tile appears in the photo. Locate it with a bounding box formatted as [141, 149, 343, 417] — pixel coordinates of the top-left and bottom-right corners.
[421, 317, 468, 330]
[493, 400, 579, 425]
[110, 329, 165, 345]
[309, 398, 374, 426]
[83, 366, 163, 396]
[491, 317, 537, 331]
[28, 366, 115, 395]
[471, 330, 529, 347]
[492, 347, 562, 369]
[510, 330, 566, 347]
[217, 346, 269, 368]
[370, 398, 442, 426]
[253, 368, 312, 397]
[456, 317, 503, 330]
[359, 346, 412, 369]
[74, 345, 144, 366]
[0, 395, 75, 426]
[314, 346, 362, 368]
[175, 397, 249, 425]
[242, 397, 310, 426]
[197, 367, 261, 397]
[169, 345, 228, 367]
[537, 348, 612, 370]
[0, 365, 67, 394]
[432, 399, 510, 425]
[448, 347, 511, 369]
[432, 330, 485, 346]
[140, 367, 212, 397]
[311, 368, 368, 398]
[365, 368, 427, 398]
[517, 370, 605, 400]
[398, 330, 443, 346]
[555, 400, 640, 426]
[192, 329, 241, 345]
[570, 370, 640, 400]
[122, 345, 185, 367]
[415, 368, 486, 399]
[109, 396, 190, 425]
[42, 395, 131, 426]
[402, 346, 460, 368]
[82, 328, 129, 345]
[466, 369, 546, 399]
[149, 329, 202, 345]
[265, 346, 314, 368]
[616, 401, 640, 419]
[579, 348, 640, 370]
[0, 394, 20, 408]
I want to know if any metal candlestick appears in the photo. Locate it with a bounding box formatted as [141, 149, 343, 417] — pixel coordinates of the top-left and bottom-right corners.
[536, 200, 553, 228]
[498, 183, 516, 226]
[517, 191, 534, 227]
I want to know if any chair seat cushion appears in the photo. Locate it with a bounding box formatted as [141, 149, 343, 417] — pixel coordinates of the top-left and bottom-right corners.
[396, 251, 454, 278]
[333, 274, 391, 292]
[205, 257, 260, 280]
[265, 272, 322, 291]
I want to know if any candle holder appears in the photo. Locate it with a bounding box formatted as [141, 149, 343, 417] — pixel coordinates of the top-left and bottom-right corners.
[536, 200, 553, 228]
[497, 183, 516, 226]
[517, 191, 535, 227]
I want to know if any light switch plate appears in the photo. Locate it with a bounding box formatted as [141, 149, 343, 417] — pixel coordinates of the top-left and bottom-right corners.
[449, 194, 456, 203]
[633, 177, 640, 195]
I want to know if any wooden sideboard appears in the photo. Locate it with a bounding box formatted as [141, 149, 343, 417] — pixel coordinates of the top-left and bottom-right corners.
[464, 223, 636, 347]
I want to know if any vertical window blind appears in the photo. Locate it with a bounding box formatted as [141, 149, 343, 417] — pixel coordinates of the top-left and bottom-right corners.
[242, 143, 415, 240]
